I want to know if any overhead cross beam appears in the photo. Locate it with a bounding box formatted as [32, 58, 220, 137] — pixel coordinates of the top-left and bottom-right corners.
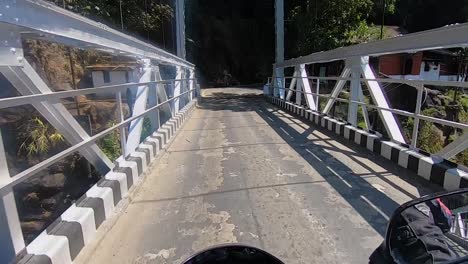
[276, 23, 468, 68]
[0, 0, 194, 69]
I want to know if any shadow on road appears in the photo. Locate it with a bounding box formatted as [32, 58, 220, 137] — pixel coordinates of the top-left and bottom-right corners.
[197, 90, 442, 236]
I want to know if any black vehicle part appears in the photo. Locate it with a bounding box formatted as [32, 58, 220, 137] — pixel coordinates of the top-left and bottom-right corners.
[181, 244, 284, 264]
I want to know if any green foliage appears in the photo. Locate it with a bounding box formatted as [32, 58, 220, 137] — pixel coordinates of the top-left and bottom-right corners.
[97, 122, 121, 161]
[423, 107, 446, 119]
[402, 110, 445, 155]
[460, 108, 468, 123]
[454, 149, 468, 166]
[417, 121, 444, 153]
[346, 23, 394, 45]
[17, 117, 65, 157]
[46, 0, 173, 41]
[445, 89, 468, 109]
[287, 0, 373, 56]
[140, 117, 153, 142]
[395, 0, 468, 33]
[416, 109, 445, 153]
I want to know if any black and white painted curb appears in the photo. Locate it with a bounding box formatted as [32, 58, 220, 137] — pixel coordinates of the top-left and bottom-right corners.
[266, 96, 468, 191]
[18, 100, 197, 264]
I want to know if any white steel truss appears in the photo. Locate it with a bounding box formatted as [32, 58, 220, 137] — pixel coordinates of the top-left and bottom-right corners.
[286, 65, 317, 111]
[272, 22, 468, 157]
[0, 1, 197, 263]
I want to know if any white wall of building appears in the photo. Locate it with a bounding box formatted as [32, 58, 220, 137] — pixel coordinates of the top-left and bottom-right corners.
[388, 62, 458, 82]
[91, 71, 129, 87]
[91, 70, 132, 98]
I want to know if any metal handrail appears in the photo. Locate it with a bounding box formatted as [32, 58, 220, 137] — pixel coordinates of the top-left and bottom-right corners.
[0, 78, 196, 109]
[269, 84, 468, 131]
[268, 81, 468, 145]
[267, 82, 467, 160]
[271, 76, 468, 89]
[0, 87, 196, 195]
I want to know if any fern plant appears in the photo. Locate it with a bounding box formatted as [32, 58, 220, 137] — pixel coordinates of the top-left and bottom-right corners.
[17, 117, 65, 157]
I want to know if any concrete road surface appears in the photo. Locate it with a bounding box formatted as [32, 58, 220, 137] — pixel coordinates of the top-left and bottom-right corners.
[76, 88, 441, 264]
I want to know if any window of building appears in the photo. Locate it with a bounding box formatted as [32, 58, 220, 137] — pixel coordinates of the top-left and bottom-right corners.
[424, 62, 430, 72]
[103, 71, 111, 83]
[404, 57, 413, 75]
[125, 71, 130, 83]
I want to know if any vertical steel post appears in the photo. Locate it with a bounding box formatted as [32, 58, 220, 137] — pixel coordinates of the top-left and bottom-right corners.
[0, 129, 25, 264]
[316, 78, 320, 112]
[175, 0, 186, 59]
[125, 59, 152, 155]
[189, 69, 195, 101]
[411, 84, 424, 148]
[358, 87, 371, 129]
[360, 56, 405, 143]
[323, 67, 352, 114]
[275, 0, 285, 99]
[285, 69, 298, 101]
[348, 68, 361, 126]
[295, 70, 302, 105]
[297, 64, 317, 110]
[173, 66, 183, 114]
[147, 67, 160, 132]
[116, 91, 127, 157]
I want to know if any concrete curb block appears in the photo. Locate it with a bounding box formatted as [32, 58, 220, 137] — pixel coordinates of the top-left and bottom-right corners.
[19, 100, 197, 264]
[266, 96, 468, 191]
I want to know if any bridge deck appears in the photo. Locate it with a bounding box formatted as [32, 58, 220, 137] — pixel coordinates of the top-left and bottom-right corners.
[76, 88, 441, 264]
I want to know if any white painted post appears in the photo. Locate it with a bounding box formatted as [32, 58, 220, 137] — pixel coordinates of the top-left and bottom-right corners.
[411, 85, 424, 148]
[323, 67, 352, 114]
[175, 0, 186, 59]
[348, 68, 361, 126]
[297, 64, 317, 111]
[316, 78, 320, 112]
[173, 66, 183, 114]
[153, 66, 172, 118]
[0, 129, 25, 264]
[275, 0, 285, 99]
[358, 87, 371, 129]
[295, 75, 302, 105]
[360, 56, 405, 143]
[189, 69, 195, 101]
[272, 68, 285, 98]
[147, 66, 160, 132]
[286, 70, 298, 101]
[115, 91, 127, 157]
[125, 59, 152, 155]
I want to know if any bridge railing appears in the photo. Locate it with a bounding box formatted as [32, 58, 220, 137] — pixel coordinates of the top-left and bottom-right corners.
[0, 0, 198, 262]
[268, 23, 468, 166]
[267, 75, 467, 149]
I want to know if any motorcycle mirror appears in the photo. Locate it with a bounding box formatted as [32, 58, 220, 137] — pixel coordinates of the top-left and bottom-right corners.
[385, 188, 468, 264]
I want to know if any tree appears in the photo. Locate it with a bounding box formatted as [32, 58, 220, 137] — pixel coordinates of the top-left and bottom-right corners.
[186, 0, 275, 85]
[395, 0, 468, 33]
[286, 0, 374, 57]
[46, 0, 173, 45]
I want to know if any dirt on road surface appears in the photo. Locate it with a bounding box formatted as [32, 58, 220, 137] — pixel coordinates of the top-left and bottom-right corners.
[75, 88, 440, 264]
